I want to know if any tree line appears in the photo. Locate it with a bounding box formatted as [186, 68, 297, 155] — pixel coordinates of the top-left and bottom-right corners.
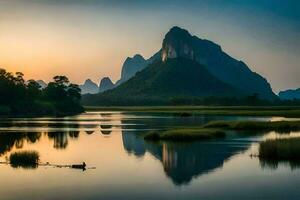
[0, 68, 83, 116]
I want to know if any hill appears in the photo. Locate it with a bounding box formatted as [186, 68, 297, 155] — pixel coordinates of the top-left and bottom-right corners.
[82, 58, 244, 105]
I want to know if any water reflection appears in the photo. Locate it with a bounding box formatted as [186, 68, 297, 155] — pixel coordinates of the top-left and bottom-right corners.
[69, 131, 80, 138]
[85, 131, 94, 135]
[0, 132, 41, 155]
[259, 158, 300, 170]
[100, 125, 112, 135]
[47, 132, 69, 149]
[122, 131, 146, 157]
[122, 130, 251, 185]
[9, 150, 39, 169]
[0, 111, 299, 199]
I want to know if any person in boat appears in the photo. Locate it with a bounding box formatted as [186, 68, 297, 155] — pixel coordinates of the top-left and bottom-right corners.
[71, 162, 86, 169]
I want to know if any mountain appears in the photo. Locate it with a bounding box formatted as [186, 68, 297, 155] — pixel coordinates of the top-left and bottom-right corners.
[79, 79, 99, 94]
[279, 88, 300, 100]
[115, 54, 148, 85]
[161, 26, 276, 100]
[82, 58, 244, 105]
[99, 77, 115, 92]
[82, 26, 277, 106]
[115, 52, 161, 86]
[37, 80, 47, 89]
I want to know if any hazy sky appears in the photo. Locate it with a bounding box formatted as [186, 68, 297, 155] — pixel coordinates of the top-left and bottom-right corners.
[0, 0, 299, 92]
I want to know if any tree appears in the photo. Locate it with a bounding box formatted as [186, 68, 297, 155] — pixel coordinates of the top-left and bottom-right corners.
[27, 80, 42, 99]
[0, 69, 83, 116]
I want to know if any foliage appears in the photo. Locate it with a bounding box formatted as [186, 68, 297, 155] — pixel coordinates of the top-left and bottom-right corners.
[0, 68, 83, 116]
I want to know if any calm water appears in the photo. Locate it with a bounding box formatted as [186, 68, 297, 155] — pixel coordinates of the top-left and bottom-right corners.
[0, 112, 300, 200]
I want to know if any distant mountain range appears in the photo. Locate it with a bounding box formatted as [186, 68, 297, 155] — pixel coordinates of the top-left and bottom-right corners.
[79, 79, 98, 94]
[279, 88, 300, 100]
[79, 77, 114, 94]
[79, 50, 161, 94]
[82, 26, 277, 105]
[37, 78, 115, 94]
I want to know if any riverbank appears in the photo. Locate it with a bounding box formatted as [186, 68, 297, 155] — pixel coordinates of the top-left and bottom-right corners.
[85, 106, 300, 117]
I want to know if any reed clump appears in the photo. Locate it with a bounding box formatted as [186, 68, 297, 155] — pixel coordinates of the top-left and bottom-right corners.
[9, 151, 39, 169]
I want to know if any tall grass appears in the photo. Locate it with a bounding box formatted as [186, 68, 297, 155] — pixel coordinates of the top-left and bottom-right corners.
[258, 138, 300, 169]
[144, 128, 225, 141]
[9, 151, 39, 169]
[259, 138, 300, 159]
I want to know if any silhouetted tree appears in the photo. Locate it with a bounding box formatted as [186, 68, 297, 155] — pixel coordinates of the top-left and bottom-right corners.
[0, 68, 83, 116]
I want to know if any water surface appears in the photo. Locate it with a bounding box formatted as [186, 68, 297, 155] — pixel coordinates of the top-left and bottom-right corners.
[0, 112, 299, 200]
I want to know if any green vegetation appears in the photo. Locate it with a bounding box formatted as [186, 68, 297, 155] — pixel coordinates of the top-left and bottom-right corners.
[0, 69, 83, 116]
[143, 120, 300, 142]
[203, 120, 300, 133]
[258, 138, 300, 168]
[144, 128, 225, 141]
[85, 106, 300, 117]
[9, 151, 40, 169]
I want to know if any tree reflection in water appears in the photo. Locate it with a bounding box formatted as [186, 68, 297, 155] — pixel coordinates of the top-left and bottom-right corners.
[0, 129, 94, 156]
[47, 132, 69, 149]
[0, 132, 41, 156]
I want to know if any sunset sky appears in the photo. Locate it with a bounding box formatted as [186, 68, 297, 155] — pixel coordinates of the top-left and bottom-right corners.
[0, 0, 299, 92]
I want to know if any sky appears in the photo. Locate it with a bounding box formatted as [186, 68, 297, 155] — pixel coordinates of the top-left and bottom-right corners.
[0, 0, 299, 92]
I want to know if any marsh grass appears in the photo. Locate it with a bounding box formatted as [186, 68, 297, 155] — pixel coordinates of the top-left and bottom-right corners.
[203, 120, 300, 133]
[144, 120, 300, 141]
[9, 151, 39, 169]
[144, 128, 225, 141]
[258, 137, 300, 169]
[259, 138, 300, 159]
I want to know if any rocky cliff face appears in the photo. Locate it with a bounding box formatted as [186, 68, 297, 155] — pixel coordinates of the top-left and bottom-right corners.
[116, 52, 161, 86]
[99, 77, 115, 92]
[79, 79, 99, 94]
[116, 54, 148, 85]
[162, 27, 194, 61]
[160, 26, 276, 100]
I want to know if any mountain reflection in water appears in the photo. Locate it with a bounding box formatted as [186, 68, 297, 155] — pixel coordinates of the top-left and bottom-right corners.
[0, 111, 300, 200]
[122, 130, 251, 185]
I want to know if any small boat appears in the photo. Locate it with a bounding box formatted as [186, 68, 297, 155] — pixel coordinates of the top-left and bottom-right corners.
[71, 162, 86, 169]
